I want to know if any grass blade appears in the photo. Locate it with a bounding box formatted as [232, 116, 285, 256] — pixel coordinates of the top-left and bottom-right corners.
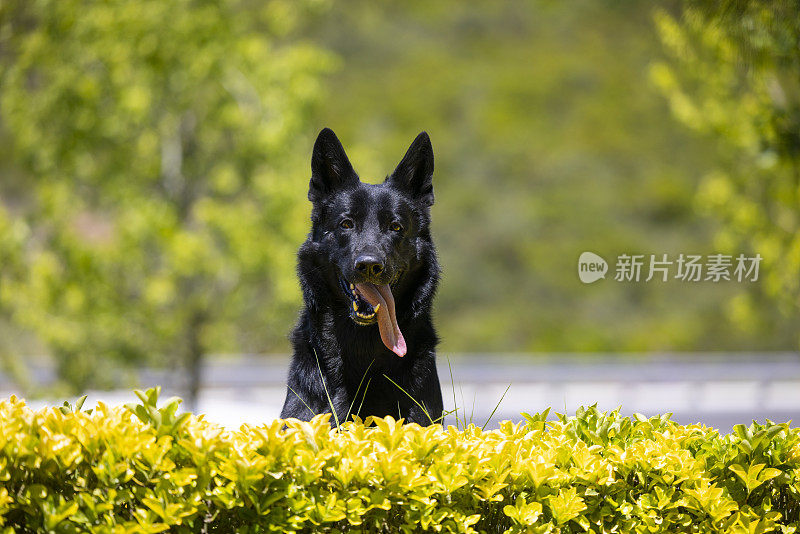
[383, 374, 435, 425]
[357, 377, 372, 419]
[470, 390, 477, 425]
[345, 359, 374, 423]
[481, 383, 511, 430]
[460, 383, 467, 425]
[287, 386, 315, 419]
[446, 354, 462, 430]
[313, 347, 340, 429]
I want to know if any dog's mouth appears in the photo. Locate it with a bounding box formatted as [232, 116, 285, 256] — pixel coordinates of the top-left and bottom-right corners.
[340, 278, 407, 357]
[341, 278, 379, 324]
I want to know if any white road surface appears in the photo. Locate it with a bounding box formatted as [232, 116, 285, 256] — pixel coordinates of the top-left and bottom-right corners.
[9, 352, 800, 432]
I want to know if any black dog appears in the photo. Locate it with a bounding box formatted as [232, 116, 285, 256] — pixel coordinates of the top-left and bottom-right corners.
[279, 128, 443, 426]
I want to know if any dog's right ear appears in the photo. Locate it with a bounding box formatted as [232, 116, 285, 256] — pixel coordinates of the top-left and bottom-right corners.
[309, 128, 358, 202]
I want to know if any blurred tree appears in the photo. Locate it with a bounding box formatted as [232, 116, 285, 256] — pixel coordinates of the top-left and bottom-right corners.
[303, 0, 795, 352]
[652, 0, 800, 347]
[0, 205, 30, 389]
[1, 0, 795, 397]
[0, 0, 333, 406]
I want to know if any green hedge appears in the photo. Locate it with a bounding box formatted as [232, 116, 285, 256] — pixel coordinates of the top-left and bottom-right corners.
[1, 388, 799, 533]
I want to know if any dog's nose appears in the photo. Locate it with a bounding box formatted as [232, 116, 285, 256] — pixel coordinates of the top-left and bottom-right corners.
[354, 255, 384, 277]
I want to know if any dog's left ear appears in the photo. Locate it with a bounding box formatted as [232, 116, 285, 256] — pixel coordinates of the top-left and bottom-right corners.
[387, 132, 434, 206]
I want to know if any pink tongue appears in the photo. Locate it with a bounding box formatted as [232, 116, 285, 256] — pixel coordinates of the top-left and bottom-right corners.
[354, 283, 407, 357]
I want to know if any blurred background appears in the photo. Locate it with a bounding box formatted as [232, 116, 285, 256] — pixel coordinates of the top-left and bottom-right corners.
[0, 0, 798, 430]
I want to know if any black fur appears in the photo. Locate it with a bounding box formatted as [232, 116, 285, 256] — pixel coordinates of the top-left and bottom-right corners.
[279, 128, 443, 426]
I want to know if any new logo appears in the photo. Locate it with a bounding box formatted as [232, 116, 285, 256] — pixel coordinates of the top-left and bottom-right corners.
[578, 251, 608, 284]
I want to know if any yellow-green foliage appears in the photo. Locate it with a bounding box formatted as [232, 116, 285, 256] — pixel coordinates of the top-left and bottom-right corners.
[1, 389, 799, 533]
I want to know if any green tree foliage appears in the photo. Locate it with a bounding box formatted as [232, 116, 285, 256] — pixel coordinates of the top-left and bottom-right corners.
[1, 0, 796, 402]
[0, 0, 334, 404]
[0, 209, 28, 387]
[651, 0, 800, 345]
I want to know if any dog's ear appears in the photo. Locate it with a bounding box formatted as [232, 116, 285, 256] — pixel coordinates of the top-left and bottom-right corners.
[386, 132, 434, 206]
[309, 128, 358, 202]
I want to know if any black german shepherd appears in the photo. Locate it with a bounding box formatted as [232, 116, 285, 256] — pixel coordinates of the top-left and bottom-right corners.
[279, 128, 443, 426]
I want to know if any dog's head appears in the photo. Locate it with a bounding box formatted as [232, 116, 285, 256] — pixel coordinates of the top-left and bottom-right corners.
[305, 128, 435, 356]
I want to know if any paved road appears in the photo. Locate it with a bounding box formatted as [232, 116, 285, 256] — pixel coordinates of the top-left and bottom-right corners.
[8, 352, 800, 432]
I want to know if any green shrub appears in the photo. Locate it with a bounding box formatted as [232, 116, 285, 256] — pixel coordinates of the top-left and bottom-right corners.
[0, 388, 799, 533]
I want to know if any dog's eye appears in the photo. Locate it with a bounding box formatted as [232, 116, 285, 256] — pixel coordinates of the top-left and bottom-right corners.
[390, 222, 403, 232]
[340, 219, 354, 229]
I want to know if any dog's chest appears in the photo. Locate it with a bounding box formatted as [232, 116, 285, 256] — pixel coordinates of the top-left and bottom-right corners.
[321, 315, 401, 376]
